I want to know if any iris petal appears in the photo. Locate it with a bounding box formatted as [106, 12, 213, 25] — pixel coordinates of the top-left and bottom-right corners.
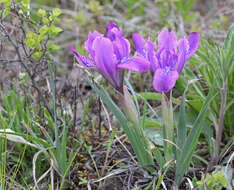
[186, 32, 200, 59]
[177, 38, 187, 73]
[106, 22, 122, 41]
[84, 31, 103, 58]
[153, 69, 179, 93]
[117, 56, 149, 73]
[146, 39, 158, 72]
[132, 33, 146, 56]
[70, 46, 96, 68]
[132, 34, 158, 72]
[158, 28, 177, 52]
[113, 37, 131, 60]
[92, 37, 119, 88]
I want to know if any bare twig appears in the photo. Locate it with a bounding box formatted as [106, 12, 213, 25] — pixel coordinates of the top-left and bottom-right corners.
[0, 59, 21, 63]
[0, 21, 54, 118]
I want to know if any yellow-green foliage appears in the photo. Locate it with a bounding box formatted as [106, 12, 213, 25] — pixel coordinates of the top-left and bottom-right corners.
[196, 170, 228, 190]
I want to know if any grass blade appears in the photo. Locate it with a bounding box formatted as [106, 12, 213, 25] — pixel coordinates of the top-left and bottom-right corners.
[176, 88, 215, 186]
[176, 91, 187, 158]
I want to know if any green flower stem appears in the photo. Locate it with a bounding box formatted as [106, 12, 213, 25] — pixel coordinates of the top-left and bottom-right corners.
[118, 89, 155, 173]
[161, 93, 174, 162]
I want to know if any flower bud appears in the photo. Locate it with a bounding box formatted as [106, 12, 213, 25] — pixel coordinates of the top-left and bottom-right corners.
[119, 85, 139, 125]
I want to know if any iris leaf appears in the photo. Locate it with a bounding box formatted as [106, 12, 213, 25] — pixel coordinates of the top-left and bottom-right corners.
[175, 87, 215, 186]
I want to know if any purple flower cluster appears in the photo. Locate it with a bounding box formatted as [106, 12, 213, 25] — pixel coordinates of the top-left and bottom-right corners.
[133, 28, 200, 92]
[71, 23, 200, 93]
[70, 23, 149, 92]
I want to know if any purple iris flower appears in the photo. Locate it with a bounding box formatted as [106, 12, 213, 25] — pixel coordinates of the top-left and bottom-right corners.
[132, 28, 200, 93]
[70, 22, 149, 92]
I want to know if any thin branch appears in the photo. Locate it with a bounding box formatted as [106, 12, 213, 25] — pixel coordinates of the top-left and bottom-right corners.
[0, 21, 54, 118]
[0, 59, 21, 63]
